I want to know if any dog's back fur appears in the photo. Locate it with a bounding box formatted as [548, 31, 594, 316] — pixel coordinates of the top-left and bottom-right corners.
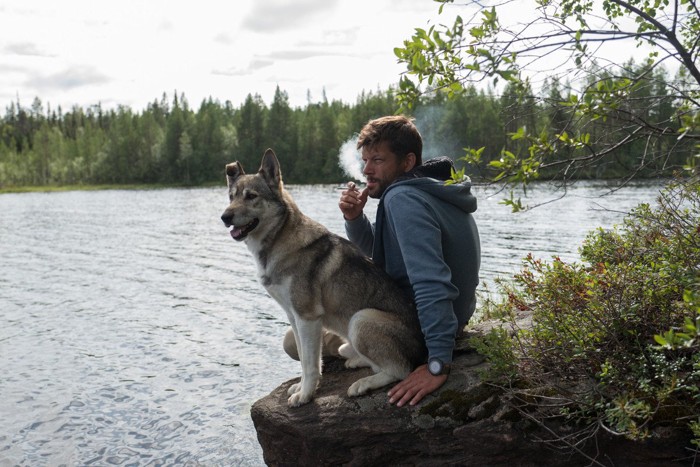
[221, 149, 426, 406]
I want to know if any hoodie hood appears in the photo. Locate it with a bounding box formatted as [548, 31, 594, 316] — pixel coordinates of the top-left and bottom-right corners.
[386, 157, 477, 214]
[395, 156, 455, 182]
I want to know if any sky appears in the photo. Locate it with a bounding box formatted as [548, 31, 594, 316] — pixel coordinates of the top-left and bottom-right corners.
[0, 0, 464, 113]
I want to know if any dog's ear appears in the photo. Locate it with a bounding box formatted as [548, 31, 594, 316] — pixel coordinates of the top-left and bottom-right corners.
[259, 149, 282, 190]
[225, 161, 244, 188]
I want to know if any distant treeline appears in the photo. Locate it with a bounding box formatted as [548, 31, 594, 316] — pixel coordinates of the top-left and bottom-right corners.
[0, 61, 692, 188]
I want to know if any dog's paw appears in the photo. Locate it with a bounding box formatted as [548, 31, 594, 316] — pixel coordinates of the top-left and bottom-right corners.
[347, 379, 371, 397]
[287, 382, 302, 396]
[348, 372, 397, 397]
[287, 390, 313, 407]
[344, 356, 371, 369]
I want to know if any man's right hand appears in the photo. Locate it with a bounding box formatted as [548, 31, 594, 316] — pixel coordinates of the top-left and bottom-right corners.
[339, 182, 369, 221]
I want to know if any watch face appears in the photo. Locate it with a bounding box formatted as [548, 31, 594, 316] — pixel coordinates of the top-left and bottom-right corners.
[428, 359, 442, 375]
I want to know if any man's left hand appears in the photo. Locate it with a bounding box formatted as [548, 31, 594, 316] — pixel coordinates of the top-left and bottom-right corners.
[387, 364, 447, 407]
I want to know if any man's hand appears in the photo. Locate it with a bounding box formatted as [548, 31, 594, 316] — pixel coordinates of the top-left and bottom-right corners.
[387, 364, 447, 407]
[339, 182, 368, 221]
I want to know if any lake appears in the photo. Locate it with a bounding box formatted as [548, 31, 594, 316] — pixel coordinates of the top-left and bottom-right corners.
[0, 180, 663, 466]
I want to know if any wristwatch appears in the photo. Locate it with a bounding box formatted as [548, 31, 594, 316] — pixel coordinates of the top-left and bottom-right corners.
[428, 357, 451, 376]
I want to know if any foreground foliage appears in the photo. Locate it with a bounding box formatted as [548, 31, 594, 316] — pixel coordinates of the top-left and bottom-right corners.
[474, 175, 700, 454]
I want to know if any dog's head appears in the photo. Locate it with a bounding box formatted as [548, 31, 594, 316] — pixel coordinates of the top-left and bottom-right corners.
[221, 149, 285, 242]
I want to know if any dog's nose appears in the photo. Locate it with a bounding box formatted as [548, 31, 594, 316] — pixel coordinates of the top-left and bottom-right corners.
[221, 212, 233, 227]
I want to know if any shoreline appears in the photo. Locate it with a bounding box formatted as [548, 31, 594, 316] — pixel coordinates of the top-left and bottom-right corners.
[0, 182, 220, 195]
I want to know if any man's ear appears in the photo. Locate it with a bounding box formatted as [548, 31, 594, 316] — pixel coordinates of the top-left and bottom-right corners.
[402, 153, 417, 173]
[259, 148, 282, 190]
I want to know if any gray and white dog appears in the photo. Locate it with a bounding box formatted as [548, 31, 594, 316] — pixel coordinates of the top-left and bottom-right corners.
[221, 149, 426, 407]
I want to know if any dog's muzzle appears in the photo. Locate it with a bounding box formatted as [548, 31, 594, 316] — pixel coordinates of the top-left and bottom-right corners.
[222, 212, 259, 241]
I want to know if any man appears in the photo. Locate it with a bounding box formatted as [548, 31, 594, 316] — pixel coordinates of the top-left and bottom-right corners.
[339, 115, 481, 407]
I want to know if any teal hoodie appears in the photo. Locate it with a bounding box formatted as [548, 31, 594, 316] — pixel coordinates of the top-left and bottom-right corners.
[345, 159, 481, 364]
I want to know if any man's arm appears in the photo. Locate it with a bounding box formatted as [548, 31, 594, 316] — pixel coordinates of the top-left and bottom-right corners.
[383, 189, 460, 405]
[344, 214, 374, 256]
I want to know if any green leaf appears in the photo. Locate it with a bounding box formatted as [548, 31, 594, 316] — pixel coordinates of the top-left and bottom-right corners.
[653, 334, 668, 346]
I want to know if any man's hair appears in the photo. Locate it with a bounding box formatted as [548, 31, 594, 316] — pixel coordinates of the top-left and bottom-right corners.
[357, 115, 423, 166]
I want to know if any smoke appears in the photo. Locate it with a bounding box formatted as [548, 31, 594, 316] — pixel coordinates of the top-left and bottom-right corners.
[337, 135, 364, 182]
[413, 105, 458, 161]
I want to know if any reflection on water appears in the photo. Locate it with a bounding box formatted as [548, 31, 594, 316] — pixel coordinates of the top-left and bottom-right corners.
[0, 181, 663, 465]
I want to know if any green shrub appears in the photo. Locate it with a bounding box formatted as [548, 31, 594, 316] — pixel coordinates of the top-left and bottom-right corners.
[475, 176, 700, 446]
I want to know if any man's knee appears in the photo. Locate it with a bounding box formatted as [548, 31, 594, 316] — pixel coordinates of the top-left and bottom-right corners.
[283, 327, 300, 360]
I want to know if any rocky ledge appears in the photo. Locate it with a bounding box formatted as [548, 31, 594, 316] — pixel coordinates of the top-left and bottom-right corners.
[251, 318, 693, 466]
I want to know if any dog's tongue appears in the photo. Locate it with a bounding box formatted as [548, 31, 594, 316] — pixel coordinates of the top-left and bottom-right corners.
[230, 227, 242, 240]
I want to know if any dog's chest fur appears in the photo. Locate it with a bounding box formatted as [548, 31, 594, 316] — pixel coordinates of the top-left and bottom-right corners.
[244, 216, 327, 322]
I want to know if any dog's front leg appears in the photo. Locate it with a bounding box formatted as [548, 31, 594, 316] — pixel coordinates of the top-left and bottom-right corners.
[288, 318, 323, 407]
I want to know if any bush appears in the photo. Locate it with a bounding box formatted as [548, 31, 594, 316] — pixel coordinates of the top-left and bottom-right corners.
[474, 176, 700, 448]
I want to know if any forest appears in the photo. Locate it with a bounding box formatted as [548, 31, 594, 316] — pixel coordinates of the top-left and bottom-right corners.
[0, 59, 693, 189]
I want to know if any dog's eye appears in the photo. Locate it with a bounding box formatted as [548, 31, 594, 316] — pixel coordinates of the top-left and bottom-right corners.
[245, 192, 258, 200]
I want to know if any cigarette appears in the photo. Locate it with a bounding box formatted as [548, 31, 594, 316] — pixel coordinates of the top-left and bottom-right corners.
[347, 181, 359, 192]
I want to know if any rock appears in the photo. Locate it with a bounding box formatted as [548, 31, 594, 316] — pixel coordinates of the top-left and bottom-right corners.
[250, 329, 694, 466]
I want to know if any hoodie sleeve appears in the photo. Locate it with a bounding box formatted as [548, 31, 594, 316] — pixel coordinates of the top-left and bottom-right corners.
[344, 213, 375, 257]
[383, 188, 460, 364]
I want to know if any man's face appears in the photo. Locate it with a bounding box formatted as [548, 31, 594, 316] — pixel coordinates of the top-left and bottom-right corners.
[362, 142, 414, 199]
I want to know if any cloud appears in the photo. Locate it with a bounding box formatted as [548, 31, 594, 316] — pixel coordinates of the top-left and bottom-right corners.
[242, 0, 339, 32]
[0, 63, 30, 74]
[307, 28, 358, 47]
[265, 49, 339, 60]
[212, 45, 356, 79]
[212, 58, 275, 77]
[213, 32, 234, 45]
[5, 42, 54, 57]
[158, 19, 174, 32]
[26, 66, 111, 91]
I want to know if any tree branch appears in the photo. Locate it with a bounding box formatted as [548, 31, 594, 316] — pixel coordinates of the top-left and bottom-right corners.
[610, 0, 700, 86]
